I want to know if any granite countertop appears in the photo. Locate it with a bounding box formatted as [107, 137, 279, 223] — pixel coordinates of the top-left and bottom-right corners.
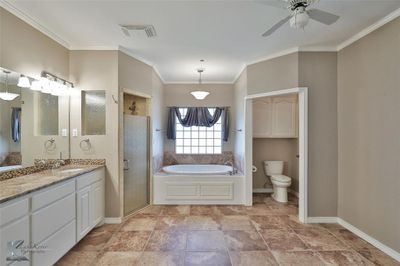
[0, 165, 104, 204]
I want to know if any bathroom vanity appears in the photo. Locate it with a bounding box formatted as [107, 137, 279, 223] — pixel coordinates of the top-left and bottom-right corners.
[0, 166, 105, 266]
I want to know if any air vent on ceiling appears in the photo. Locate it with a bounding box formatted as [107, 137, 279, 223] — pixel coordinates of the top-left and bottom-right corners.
[120, 25, 157, 38]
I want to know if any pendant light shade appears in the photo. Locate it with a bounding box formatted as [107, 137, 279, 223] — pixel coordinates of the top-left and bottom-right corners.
[0, 92, 19, 101]
[190, 62, 210, 100]
[17, 75, 31, 88]
[190, 91, 210, 100]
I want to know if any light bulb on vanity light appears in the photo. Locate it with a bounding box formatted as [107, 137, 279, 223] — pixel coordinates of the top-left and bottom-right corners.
[40, 77, 52, 94]
[17, 75, 31, 88]
[30, 80, 42, 91]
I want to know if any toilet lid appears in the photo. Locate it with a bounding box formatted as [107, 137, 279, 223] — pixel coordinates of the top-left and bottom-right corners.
[271, 175, 291, 183]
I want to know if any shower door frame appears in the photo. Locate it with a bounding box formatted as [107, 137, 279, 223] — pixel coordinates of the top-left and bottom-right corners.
[119, 88, 152, 219]
[244, 87, 308, 223]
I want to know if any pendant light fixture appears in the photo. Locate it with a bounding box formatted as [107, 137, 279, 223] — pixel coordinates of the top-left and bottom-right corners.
[0, 70, 20, 101]
[190, 60, 210, 100]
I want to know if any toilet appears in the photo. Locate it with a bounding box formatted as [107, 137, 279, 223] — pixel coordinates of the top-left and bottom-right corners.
[263, 161, 291, 203]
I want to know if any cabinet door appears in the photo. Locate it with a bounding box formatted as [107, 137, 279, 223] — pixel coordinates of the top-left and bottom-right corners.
[272, 97, 297, 137]
[253, 98, 272, 137]
[76, 186, 91, 241]
[91, 179, 105, 227]
[0, 216, 30, 266]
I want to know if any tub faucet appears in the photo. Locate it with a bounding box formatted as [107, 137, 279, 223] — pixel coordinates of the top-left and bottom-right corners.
[224, 160, 238, 176]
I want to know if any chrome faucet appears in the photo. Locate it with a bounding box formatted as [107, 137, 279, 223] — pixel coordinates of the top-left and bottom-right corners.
[224, 160, 238, 176]
[52, 152, 65, 169]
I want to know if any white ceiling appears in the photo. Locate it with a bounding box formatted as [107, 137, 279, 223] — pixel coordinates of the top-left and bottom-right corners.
[4, 0, 400, 83]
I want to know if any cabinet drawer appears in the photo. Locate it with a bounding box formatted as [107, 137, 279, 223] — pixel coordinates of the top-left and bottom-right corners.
[32, 219, 76, 266]
[32, 193, 75, 243]
[76, 168, 104, 190]
[0, 197, 29, 227]
[32, 180, 75, 211]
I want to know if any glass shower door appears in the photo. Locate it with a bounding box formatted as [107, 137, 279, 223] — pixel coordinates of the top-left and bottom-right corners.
[123, 115, 149, 216]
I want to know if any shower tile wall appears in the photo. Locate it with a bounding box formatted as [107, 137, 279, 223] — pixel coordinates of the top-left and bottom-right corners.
[163, 151, 234, 166]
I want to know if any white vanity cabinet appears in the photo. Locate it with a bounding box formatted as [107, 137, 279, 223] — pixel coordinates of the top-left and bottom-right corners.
[0, 197, 30, 266]
[253, 95, 298, 138]
[0, 167, 105, 266]
[76, 169, 105, 241]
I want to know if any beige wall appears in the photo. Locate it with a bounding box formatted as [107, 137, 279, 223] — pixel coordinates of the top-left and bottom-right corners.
[338, 17, 400, 252]
[163, 84, 234, 152]
[151, 70, 164, 164]
[0, 7, 70, 165]
[118, 51, 153, 95]
[69, 50, 120, 217]
[0, 7, 69, 80]
[299, 52, 338, 217]
[233, 69, 247, 172]
[237, 52, 338, 216]
[247, 52, 298, 95]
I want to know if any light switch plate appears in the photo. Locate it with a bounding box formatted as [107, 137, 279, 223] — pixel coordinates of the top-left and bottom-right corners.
[72, 129, 78, 137]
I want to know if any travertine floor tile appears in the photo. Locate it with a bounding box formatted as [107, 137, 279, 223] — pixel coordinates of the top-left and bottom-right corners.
[184, 251, 231, 266]
[186, 230, 227, 251]
[145, 230, 187, 251]
[104, 231, 151, 251]
[260, 229, 309, 251]
[223, 230, 268, 251]
[229, 250, 278, 266]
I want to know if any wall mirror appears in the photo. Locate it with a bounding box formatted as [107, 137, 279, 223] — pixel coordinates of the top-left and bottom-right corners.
[0, 67, 70, 173]
[81, 90, 106, 135]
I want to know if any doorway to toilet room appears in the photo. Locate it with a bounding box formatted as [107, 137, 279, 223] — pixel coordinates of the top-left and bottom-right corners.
[122, 91, 151, 216]
[245, 88, 308, 222]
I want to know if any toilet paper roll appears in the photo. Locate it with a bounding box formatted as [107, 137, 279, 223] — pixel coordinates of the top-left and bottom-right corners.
[252, 165, 257, 172]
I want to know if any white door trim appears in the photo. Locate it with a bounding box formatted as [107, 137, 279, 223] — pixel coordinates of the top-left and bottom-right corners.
[244, 87, 308, 223]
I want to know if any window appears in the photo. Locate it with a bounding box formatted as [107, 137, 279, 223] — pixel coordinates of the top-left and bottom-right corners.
[175, 108, 222, 154]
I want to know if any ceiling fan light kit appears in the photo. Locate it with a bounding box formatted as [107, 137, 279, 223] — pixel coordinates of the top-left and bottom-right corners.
[261, 0, 339, 37]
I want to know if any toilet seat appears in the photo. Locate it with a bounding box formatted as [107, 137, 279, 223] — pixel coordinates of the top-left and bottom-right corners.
[271, 174, 291, 183]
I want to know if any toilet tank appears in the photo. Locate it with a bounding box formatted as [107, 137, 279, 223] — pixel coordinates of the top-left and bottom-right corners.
[263, 161, 284, 176]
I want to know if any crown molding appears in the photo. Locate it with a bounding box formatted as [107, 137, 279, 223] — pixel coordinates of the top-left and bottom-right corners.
[337, 7, 400, 51]
[0, 0, 70, 48]
[232, 64, 247, 84]
[117, 46, 166, 84]
[164, 81, 234, 85]
[69, 46, 119, 50]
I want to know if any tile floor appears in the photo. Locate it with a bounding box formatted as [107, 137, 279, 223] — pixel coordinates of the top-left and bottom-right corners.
[56, 194, 399, 266]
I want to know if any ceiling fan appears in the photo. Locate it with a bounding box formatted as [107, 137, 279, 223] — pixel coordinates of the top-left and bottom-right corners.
[260, 0, 340, 37]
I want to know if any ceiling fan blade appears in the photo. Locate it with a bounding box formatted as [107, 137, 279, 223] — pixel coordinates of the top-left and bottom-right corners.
[262, 15, 291, 37]
[255, 0, 288, 10]
[308, 9, 340, 25]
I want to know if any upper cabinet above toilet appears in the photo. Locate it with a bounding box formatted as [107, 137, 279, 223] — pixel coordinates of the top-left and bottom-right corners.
[253, 94, 298, 138]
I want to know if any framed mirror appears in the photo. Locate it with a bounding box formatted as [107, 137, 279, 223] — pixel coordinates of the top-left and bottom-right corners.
[0, 67, 70, 173]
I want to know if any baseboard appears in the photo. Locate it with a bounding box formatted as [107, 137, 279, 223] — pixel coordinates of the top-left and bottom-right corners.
[338, 218, 400, 262]
[253, 188, 273, 193]
[104, 217, 122, 224]
[307, 217, 338, 223]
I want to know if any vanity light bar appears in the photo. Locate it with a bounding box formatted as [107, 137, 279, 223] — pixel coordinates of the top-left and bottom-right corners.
[40, 71, 74, 96]
[41, 71, 74, 88]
